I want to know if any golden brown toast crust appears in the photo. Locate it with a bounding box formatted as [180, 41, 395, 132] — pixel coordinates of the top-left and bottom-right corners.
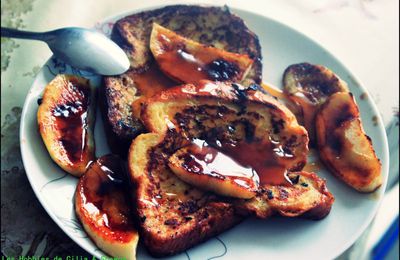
[102, 5, 262, 155]
[128, 81, 334, 256]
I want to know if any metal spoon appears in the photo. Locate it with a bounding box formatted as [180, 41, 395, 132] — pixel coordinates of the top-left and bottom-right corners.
[1, 27, 130, 75]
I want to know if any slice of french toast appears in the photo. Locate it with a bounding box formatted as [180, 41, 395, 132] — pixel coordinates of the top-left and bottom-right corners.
[102, 5, 262, 156]
[129, 132, 242, 256]
[128, 81, 334, 256]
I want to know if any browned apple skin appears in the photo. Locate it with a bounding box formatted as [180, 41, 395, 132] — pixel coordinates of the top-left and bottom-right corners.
[315, 92, 382, 192]
[37, 74, 95, 177]
[283, 63, 349, 144]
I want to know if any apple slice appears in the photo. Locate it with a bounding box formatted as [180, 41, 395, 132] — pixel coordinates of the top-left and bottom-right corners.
[75, 155, 139, 260]
[283, 63, 349, 143]
[37, 74, 95, 177]
[315, 92, 382, 192]
[150, 23, 254, 84]
[168, 143, 259, 199]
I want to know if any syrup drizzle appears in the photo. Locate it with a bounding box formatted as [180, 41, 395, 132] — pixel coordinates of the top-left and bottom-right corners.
[260, 82, 302, 118]
[52, 81, 90, 163]
[179, 142, 259, 190]
[133, 63, 175, 96]
[184, 138, 295, 186]
[131, 63, 176, 118]
[289, 91, 317, 133]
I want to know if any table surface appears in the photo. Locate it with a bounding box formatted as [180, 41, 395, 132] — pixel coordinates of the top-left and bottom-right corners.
[1, 0, 399, 258]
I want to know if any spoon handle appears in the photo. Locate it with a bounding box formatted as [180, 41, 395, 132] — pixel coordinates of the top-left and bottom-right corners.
[1, 27, 48, 41]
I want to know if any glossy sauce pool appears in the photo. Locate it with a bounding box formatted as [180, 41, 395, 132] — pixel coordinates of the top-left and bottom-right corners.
[178, 143, 259, 191]
[131, 63, 176, 117]
[179, 138, 296, 187]
[154, 28, 243, 83]
[52, 80, 90, 164]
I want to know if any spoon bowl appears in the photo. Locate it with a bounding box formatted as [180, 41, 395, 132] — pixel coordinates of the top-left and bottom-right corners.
[1, 27, 130, 75]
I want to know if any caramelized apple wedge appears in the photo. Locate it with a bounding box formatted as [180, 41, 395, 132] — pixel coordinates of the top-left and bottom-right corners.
[283, 63, 349, 143]
[150, 23, 254, 83]
[75, 155, 139, 260]
[315, 92, 382, 192]
[168, 143, 259, 199]
[37, 74, 95, 177]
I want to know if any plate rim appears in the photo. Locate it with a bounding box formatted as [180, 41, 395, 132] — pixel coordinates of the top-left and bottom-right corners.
[19, 3, 389, 259]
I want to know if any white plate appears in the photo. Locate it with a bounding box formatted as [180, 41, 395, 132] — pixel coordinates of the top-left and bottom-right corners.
[20, 5, 389, 260]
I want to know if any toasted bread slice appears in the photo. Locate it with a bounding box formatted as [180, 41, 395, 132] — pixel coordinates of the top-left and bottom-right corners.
[315, 92, 382, 192]
[128, 81, 334, 256]
[150, 23, 253, 83]
[283, 63, 349, 143]
[102, 5, 262, 155]
[37, 74, 95, 177]
[75, 155, 139, 259]
[141, 81, 308, 164]
[128, 133, 241, 256]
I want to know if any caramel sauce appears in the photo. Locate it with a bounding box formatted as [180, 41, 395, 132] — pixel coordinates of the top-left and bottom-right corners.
[289, 91, 317, 133]
[260, 82, 302, 117]
[180, 143, 259, 190]
[131, 63, 176, 118]
[133, 63, 176, 96]
[164, 80, 300, 187]
[52, 81, 90, 163]
[186, 138, 295, 186]
[78, 155, 135, 243]
[155, 31, 242, 83]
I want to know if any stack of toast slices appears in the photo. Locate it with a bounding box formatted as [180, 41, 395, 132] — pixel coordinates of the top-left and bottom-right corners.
[128, 80, 334, 256]
[100, 5, 334, 256]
